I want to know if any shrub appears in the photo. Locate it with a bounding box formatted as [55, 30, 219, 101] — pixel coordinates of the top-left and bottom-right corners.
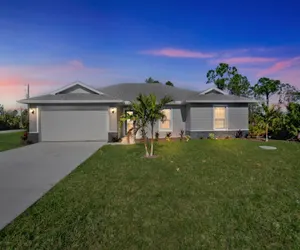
[208, 133, 215, 139]
[199, 136, 204, 140]
[235, 130, 243, 138]
[225, 136, 231, 139]
[165, 132, 172, 142]
[249, 124, 264, 138]
[155, 131, 160, 141]
[179, 129, 185, 141]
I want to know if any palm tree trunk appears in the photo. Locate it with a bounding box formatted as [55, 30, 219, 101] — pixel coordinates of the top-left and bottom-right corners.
[265, 124, 269, 142]
[150, 122, 154, 156]
[144, 140, 149, 157]
[142, 128, 149, 157]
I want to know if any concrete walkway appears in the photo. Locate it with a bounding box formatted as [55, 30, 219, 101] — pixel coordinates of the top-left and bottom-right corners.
[0, 142, 105, 230]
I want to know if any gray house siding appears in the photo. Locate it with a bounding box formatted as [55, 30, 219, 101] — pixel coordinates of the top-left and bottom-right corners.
[189, 104, 213, 131]
[228, 104, 249, 130]
[29, 104, 38, 133]
[59, 85, 96, 94]
[121, 105, 186, 139]
[171, 106, 186, 137]
[187, 103, 249, 138]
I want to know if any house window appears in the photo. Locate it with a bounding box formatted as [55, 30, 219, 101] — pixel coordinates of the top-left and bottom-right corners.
[159, 109, 172, 131]
[214, 106, 227, 130]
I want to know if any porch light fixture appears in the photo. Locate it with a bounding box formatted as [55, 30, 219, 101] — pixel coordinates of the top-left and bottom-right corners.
[110, 107, 116, 114]
[30, 109, 35, 114]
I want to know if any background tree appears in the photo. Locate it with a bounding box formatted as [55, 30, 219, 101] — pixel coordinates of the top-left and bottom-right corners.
[285, 102, 300, 139]
[278, 83, 299, 105]
[0, 105, 4, 116]
[227, 74, 251, 97]
[145, 77, 160, 84]
[252, 77, 281, 106]
[206, 63, 251, 96]
[165, 81, 174, 87]
[206, 63, 237, 90]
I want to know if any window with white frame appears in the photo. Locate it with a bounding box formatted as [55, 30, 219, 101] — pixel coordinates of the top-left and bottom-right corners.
[159, 109, 172, 131]
[214, 106, 227, 129]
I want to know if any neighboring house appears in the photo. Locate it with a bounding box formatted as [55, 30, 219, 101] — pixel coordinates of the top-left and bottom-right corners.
[19, 81, 256, 142]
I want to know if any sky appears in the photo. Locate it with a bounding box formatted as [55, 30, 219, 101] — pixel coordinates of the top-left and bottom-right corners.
[1, 0, 300, 109]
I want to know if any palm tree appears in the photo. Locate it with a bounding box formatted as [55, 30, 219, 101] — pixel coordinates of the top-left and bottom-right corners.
[145, 94, 173, 156]
[257, 103, 281, 142]
[119, 95, 151, 156]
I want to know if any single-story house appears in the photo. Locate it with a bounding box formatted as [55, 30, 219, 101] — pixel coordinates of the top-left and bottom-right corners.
[19, 81, 256, 142]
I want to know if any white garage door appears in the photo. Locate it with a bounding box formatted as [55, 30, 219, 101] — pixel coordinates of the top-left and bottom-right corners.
[41, 110, 108, 141]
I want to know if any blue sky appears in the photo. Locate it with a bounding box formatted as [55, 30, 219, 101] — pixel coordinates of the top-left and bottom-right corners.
[1, 0, 300, 108]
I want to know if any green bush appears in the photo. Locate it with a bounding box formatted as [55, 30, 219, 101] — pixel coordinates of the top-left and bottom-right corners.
[208, 133, 215, 139]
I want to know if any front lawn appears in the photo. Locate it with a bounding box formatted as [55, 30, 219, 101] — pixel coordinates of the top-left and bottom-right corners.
[1, 140, 300, 249]
[0, 131, 24, 152]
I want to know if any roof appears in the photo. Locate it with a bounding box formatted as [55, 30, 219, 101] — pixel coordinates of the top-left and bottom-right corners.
[19, 93, 122, 104]
[186, 93, 257, 103]
[18, 81, 257, 104]
[99, 83, 197, 103]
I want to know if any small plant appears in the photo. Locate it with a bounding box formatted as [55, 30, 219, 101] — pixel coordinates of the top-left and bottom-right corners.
[235, 130, 243, 138]
[225, 135, 231, 139]
[21, 131, 28, 141]
[155, 131, 159, 141]
[111, 136, 121, 142]
[185, 135, 191, 142]
[179, 129, 185, 141]
[165, 132, 172, 142]
[199, 136, 204, 140]
[208, 133, 215, 139]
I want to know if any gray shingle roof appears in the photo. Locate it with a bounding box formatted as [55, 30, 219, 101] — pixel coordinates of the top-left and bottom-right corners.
[19, 82, 256, 104]
[100, 83, 256, 103]
[99, 83, 197, 102]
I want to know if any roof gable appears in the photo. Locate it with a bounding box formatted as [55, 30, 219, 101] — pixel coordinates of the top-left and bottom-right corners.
[51, 81, 104, 95]
[199, 87, 227, 95]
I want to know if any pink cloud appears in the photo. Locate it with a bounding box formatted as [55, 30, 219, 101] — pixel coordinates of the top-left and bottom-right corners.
[0, 60, 106, 109]
[215, 57, 276, 64]
[257, 56, 300, 77]
[141, 48, 215, 58]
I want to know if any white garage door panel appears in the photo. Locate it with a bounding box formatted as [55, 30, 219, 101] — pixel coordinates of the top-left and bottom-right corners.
[41, 110, 107, 141]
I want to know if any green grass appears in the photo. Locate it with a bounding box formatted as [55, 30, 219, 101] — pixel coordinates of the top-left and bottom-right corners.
[1, 140, 300, 249]
[0, 131, 24, 152]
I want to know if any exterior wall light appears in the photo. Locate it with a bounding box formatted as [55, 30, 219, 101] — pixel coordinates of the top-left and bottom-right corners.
[110, 107, 117, 114]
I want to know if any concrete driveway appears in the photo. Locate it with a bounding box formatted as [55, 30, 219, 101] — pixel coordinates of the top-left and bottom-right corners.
[0, 142, 105, 230]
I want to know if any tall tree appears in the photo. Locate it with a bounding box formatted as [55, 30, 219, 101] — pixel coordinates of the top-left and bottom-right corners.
[207, 63, 237, 90]
[252, 77, 281, 106]
[227, 74, 251, 97]
[145, 77, 160, 84]
[165, 81, 174, 87]
[206, 63, 251, 96]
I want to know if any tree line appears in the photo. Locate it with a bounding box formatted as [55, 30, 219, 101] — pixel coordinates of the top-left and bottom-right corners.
[0, 105, 29, 131]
